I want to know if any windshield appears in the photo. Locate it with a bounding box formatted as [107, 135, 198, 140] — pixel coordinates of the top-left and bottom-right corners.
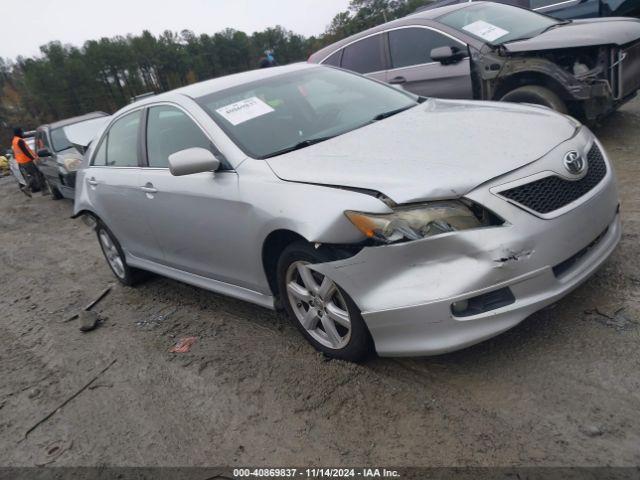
[196, 67, 418, 159]
[51, 117, 107, 152]
[50, 127, 73, 152]
[438, 3, 561, 45]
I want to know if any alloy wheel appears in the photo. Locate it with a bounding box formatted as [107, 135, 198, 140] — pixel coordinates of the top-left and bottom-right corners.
[99, 230, 126, 279]
[285, 261, 351, 349]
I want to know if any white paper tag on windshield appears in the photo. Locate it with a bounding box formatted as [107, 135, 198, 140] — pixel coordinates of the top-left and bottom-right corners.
[216, 96, 275, 126]
[463, 20, 509, 42]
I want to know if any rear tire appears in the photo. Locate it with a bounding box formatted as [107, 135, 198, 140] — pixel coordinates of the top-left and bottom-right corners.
[277, 241, 373, 362]
[500, 85, 568, 114]
[96, 222, 147, 286]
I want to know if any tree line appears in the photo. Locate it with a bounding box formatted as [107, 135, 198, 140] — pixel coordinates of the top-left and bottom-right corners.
[0, 0, 429, 148]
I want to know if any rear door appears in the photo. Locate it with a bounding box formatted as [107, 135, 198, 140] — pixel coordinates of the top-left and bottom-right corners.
[85, 110, 163, 261]
[338, 33, 389, 83]
[386, 26, 473, 99]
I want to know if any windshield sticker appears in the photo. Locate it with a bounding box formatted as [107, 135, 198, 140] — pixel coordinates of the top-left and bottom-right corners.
[216, 96, 275, 126]
[462, 20, 509, 42]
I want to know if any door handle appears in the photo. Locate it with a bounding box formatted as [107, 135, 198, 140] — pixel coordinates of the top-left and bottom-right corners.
[140, 184, 157, 194]
[87, 177, 98, 186]
[389, 76, 407, 84]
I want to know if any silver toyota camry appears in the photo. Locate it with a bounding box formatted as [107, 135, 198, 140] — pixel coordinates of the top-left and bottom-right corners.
[74, 63, 621, 361]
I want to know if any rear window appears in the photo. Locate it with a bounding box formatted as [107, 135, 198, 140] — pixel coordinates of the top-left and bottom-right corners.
[323, 50, 343, 67]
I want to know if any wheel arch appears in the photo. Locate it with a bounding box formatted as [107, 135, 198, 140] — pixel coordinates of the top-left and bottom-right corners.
[262, 229, 309, 300]
[70, 208, 101, 229]
[493, 71, 572, 102]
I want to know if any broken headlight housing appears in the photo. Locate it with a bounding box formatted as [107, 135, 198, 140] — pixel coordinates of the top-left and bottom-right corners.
[345, 200, 499, 244]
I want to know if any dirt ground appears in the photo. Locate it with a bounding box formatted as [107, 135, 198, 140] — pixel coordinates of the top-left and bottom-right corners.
[1, 99, 639, 469]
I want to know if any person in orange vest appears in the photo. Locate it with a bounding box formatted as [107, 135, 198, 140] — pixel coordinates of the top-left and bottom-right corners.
[11, 127, 48, 197]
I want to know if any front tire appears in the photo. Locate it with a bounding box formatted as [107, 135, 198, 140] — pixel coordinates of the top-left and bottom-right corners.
[277, 242, 372, 361]
[500, 85, 568, 114]
[45, 178, 63, 200]
[96, 222, 147, 286]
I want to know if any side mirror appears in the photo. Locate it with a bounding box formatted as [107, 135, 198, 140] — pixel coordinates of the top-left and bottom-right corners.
[168, 147, 220, 176]
[37, 148, 52, 157]
[431, 46, 465, 65]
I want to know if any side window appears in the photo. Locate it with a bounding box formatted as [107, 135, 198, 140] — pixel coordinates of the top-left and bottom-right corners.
[146, 106, 214, 168]
[323, 50, 342, 67]
[36, 131, 50, 151]
[341, 35, 385, 74]
[530, 0, 557, 8]
[105, 111, 141, 167]
[92, 136, 108, 166]
[389, 28, 459, 69]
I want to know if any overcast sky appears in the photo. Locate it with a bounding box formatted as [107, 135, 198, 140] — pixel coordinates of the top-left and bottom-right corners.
[1, 0, 351, 60]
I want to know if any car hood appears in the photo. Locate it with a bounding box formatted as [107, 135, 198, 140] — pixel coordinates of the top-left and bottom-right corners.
[63, 116, 111, 153]
[265, 98, 577, 204]
[504, 17, 640, 52]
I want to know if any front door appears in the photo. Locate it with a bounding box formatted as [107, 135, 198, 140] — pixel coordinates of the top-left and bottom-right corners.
[137, 105, 251, 287]
[386, 26, 473, 99]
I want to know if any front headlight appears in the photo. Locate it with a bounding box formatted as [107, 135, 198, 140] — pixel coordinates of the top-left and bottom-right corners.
[345, 200, 493, 244]
[63, 157, 82, 172]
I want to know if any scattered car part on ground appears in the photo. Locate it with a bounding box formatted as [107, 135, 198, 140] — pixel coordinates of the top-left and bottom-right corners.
[416, 0, 640, 20]
[34, 112, 109, 200]
[170, 337, 198, 353]
[74, 64, 620, 361]
[308, 1, 640, 120]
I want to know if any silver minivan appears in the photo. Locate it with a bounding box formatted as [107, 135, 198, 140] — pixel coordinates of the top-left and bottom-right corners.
[74, 64, 620, 361]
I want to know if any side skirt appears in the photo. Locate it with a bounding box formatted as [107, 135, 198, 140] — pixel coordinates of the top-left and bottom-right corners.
[127, 253, 276, 310]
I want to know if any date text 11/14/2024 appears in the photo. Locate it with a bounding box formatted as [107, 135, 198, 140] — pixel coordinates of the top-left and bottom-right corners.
[233, 468, 401, 478]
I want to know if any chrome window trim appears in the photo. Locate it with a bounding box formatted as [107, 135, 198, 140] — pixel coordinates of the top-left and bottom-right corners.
[533, 0, 578, 11]
[318, 31, 386, 65]
[320, 24, 467, 74]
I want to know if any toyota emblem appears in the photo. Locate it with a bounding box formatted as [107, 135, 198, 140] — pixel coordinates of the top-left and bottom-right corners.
[563, 151, 586, 175]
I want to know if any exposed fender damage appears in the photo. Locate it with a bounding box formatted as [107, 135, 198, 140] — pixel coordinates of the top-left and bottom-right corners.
[472, 35, 640, 120]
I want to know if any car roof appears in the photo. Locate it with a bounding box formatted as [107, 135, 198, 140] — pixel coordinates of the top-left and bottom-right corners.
[308, 2, 476, 63]
[41, 111, 109, 131]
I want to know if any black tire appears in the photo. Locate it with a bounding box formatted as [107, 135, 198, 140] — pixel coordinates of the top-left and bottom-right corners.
[96, 221, 147, 286]
[500, 85, 568, 114]
[45, 179, 63, 200]
[277, 241, 373, 362]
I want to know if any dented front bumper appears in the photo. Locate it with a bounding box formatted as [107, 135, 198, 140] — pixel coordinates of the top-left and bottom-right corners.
[311, 138, 621, 356]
